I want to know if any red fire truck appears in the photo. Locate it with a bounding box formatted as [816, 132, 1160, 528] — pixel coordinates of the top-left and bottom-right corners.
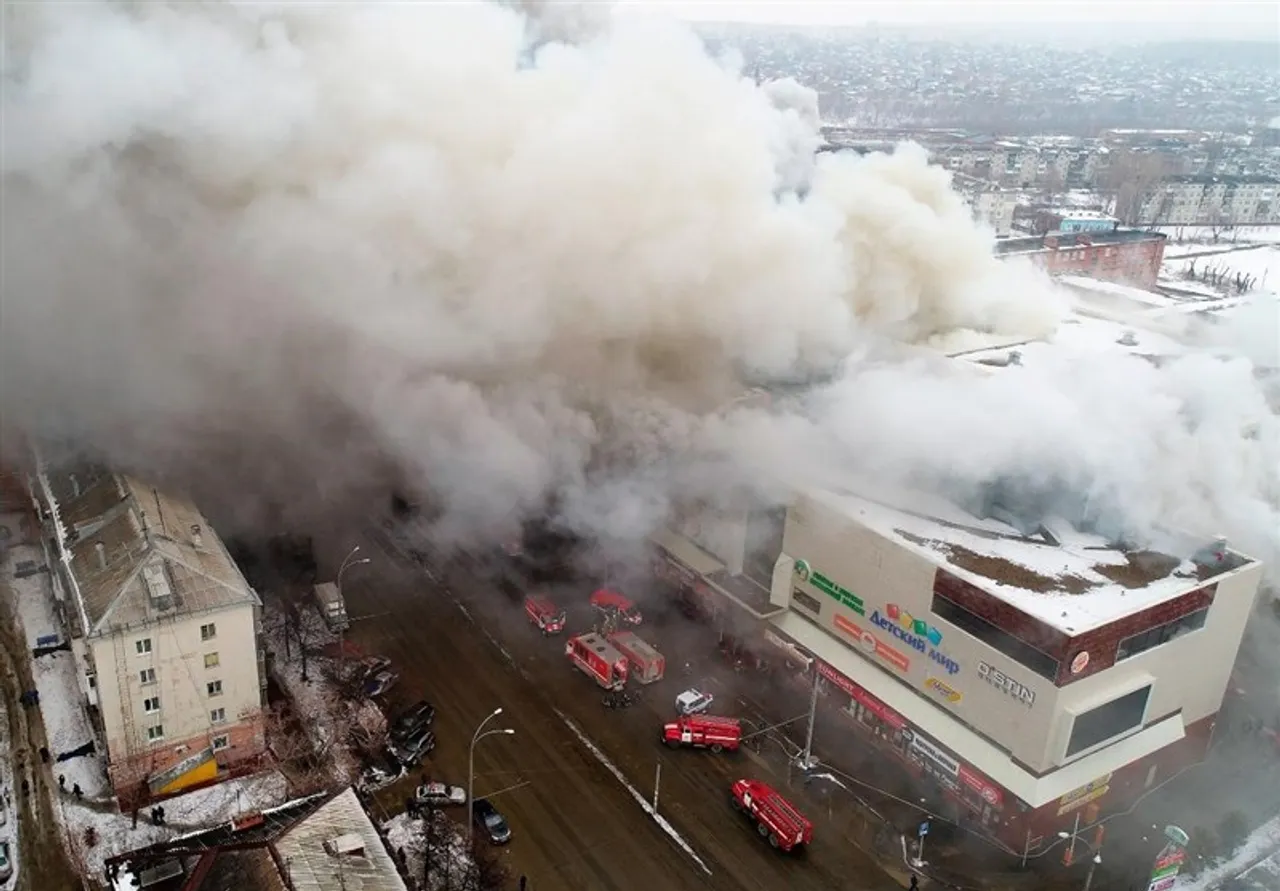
[524, 594, 566, 635]
[565, 633, 629, 691]
[729, 778, 812, 852]
[590, 588, 642, 625]
[607, 631, 665, 683]
[662, 715, 741, 753]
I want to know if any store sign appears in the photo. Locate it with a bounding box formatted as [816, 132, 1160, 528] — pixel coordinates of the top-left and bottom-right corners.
[958, 765, 1003, 807]
[834, 614, 911, 672]
[817, 661, 906, 729]
[794, 559, 866, 616]
[1059, 773, 1112, 807]
[924, 677, 963, 705]
[764, 630, 813, 670]
[870, 605, 960, 676]
[1056, 784, 1109, 816]
[977, 662, 1036, 707]
[910, 734, 960, 776]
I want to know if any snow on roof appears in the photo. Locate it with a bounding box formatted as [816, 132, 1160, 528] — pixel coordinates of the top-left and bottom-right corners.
[273, 787, 407, 891]
[806, 486, 1237, 635]
[1057, 275, 1181, 309]
[953, 311, 1190, 372]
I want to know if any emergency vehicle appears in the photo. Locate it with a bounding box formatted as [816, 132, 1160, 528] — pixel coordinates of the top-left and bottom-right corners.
[524, 594, 566, 635]
[590, 588, 643, 625]
[565, 632, 629, 690]
[662, 715, 741, 753]
[729, 778, 812, 852]
[607, 631, 665, 683]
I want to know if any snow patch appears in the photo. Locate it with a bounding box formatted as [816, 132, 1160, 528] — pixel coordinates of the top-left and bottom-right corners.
[1174, 811, 1280, 890]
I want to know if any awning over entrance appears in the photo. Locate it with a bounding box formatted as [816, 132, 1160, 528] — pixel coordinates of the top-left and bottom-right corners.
[650, 527, 784, 621]
[772, 611, 1186, 809]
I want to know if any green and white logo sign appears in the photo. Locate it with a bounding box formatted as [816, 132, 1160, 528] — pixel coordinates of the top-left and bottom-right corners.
[793, 559, 865, 616]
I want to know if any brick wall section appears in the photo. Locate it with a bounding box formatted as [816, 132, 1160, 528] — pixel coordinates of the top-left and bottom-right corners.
[1055, 584, 1217, 685]
[109, 711, 266, 811]
[1016, 234, 1166, 288]
[934, 570, 1070, 658]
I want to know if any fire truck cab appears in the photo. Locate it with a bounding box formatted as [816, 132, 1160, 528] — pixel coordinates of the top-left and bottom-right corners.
[524, 594, 566, 635]
[565, 632, 629, 691]
[662, 715, 741, 753]
[590, 588, 642, 626]
[729, 778, 812, 852]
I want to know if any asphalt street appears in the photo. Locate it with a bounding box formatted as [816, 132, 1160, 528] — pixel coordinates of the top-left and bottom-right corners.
[345, 522, 907, 891]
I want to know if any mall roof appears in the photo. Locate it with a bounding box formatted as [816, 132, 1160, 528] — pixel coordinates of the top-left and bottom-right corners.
[805, 484, 1251, 636]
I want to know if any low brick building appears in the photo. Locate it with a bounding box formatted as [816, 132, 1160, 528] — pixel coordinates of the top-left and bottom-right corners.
[996, 228, 1167, 288]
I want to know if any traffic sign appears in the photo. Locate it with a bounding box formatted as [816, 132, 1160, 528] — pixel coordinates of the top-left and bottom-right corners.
[918, 821, 930, 838]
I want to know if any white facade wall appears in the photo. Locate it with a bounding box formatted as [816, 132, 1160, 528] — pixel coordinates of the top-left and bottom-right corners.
[773, 492, 1262, 774]
[92, 602, 261, 759]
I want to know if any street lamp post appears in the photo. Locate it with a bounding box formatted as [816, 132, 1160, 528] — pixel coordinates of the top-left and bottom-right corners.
[336, 546, 371, 671]
[1083, 853, 1102, 891]
[468, 708, 516, 845]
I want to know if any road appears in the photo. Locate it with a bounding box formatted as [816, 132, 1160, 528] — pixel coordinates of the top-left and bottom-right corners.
[341, 522, 906, 891]
[0, 582, 81, 891]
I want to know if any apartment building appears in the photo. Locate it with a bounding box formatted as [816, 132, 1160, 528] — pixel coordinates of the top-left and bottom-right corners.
[952, 173, 1017, 236]
[1140, 175, 1280, 226]
[31, 463, 266, 810]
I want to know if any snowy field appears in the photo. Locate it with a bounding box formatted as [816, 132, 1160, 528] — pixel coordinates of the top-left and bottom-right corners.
[0, 694, 18, 890]
[1156, 226, 1280, 247]
[383, 810, 474, 891]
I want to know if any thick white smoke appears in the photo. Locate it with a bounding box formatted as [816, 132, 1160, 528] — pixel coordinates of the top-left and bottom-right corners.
[1, 1, 1275, 573]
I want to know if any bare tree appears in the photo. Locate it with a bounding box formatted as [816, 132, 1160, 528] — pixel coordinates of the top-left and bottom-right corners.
[264, 703, 332, 795]
[467, 836, 511, 891]
[1039, 166, 1065, 205]
[346, 700, 389, 762]
[1103, 150, 1172, 224]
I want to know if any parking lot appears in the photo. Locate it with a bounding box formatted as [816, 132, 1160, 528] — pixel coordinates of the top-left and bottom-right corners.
[337, 522, 909, 891]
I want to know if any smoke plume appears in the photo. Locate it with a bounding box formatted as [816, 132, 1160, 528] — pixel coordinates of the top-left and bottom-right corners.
[2, 1, 1276, 573]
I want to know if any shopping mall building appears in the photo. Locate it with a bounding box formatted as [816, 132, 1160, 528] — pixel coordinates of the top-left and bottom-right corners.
[650, 308, 1267, 853]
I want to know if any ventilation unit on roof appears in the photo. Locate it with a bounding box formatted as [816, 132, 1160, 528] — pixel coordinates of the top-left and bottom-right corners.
[324, 833, 366, 858]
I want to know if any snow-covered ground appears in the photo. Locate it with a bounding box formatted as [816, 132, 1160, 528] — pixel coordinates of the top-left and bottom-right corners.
[3, 539, 109, 802]
[1175, 812, 1280, 890]
[383, 810, 474, 891]
[66, 770, 289, 876]
[261, 598, 360, 786]
[0, 694, 19, 891]
[1156, 226, 1280, 247]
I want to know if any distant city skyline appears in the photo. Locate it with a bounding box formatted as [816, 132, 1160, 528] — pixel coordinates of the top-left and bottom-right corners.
[653, 1, 1279, 42]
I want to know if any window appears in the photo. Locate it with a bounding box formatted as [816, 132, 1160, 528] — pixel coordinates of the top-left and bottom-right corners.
[1066, 686, 1151, 758]
[210, 708, 227, 724]
[793, 588, 822, 615]
[136, 638, 152, 655]
[146, 725, 165, 742]
[207, 680, 223, 697]
[139, 668, 157, 686]
[200, 623, 217, 641]
[143, 696, 161, 714]
[932, 594, 1061, 681]
[204, 652, 220, 669]
[212, 735, 229, 751]
[1117, 609, 1208, 662]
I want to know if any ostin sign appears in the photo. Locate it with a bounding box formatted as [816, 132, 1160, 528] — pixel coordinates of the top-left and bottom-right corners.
[977, 662, 1036, 707]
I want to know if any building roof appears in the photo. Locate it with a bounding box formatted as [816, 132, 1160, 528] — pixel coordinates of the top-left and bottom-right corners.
[273, 788, 408, 891]
[805, 484, 1250, 636]
[994, 228, 1165, 257]
[108, 788, 408, 891]
[1162, 174, 1280, 186]
[40, 465, 259, 638]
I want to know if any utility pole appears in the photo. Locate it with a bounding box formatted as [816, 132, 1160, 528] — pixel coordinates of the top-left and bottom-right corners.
[800, 668, 820, 769]
[653, 761, 661, 811]
[336, 545, 370, 672]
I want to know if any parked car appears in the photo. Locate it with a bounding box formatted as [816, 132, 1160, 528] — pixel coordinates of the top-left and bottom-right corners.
[393, 728, 436, 767]
[471, 798, 512, 845]
[363, 670, 399, 698]
[414, 782, 466, 807]
[0, 839, 11, 882]
[356, 655, 392, 680]
[357, 749, 405, 793]
[390, 700, 436, 741]
[675, 688, 715, 716]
